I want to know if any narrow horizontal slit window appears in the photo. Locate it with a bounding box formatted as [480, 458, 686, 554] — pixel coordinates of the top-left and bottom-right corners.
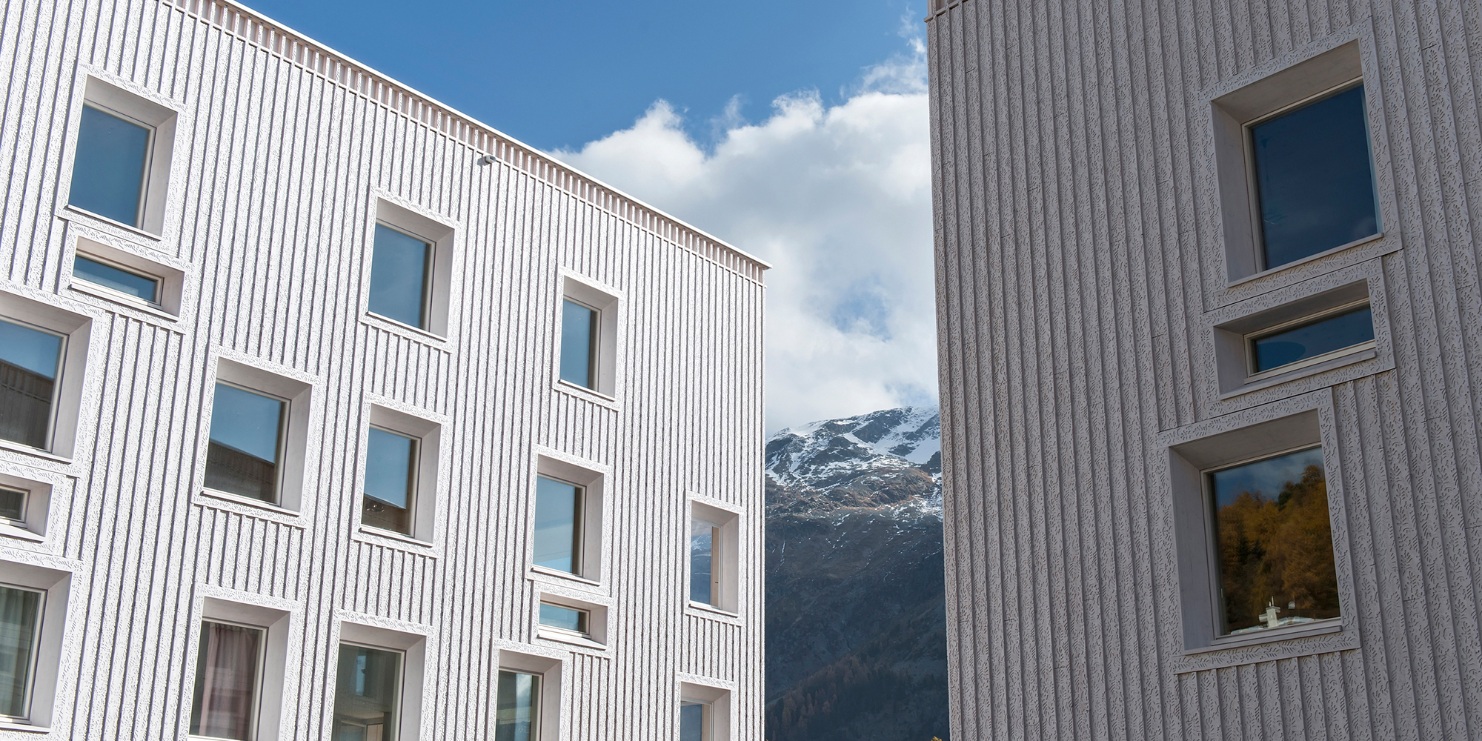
[0, 486, 26, 524]
[538, 603, 589, 635]
[1249, 304, 1374, 375]
[73, 255, 161, 303]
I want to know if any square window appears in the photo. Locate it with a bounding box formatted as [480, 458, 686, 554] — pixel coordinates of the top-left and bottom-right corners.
[1166, 405, 1356, 662]
[67, 77, 178, 234]
[358, 404, 441, 543]
[203, 359, 313, 514]
[1212, 41, 1381, 282]
[190, 620, 265, 740]
[366, 200, 455, 338]
[333, 644, 403, 740]
[495, 650, 562, 741]
[688, 499, 741, 614]
[555, 275, 621, 399]
[678, 681, 731, 741]
[207, 383, 287, 504]
[533, 475, 585, 575]
[0, 293, 92, 458]
[0, 561, 72, 728]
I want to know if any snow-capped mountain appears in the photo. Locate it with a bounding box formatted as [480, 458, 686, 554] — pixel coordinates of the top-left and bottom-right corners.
[764, 407, 949, 740]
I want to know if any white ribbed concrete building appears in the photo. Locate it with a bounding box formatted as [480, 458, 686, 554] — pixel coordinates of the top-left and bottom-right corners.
[0, 0, 766, 738]
[930, 0, 1482, 738]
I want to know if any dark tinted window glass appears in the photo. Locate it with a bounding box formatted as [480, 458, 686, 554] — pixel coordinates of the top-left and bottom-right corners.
[0, 585, 42, 717]
[69, 105, 151, 226]
[0, 319, 63, 449]
[0, 487, 23, 521]
[363, 427, 416, 534]
[1251, 85, 1378, 269]
[558, 300, 597, 389]
[690, 519, 715, 605]
[368, 224, 432, 329]
[1209, 447, 1339, 634]
[495, 670, 540, 741]
[332, 644, 401, 741]
[206, 384, 284, 503]
[190, 621, 263, 740]
[1251, 305, 1375, 374]
[73, 255, 160, 302]
[538, 603, 588, 634]
[533, 476, 581, 573]
[680, 702, 707, 741]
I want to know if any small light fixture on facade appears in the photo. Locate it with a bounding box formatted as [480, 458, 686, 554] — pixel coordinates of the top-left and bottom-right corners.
[477, 154, 496, 166]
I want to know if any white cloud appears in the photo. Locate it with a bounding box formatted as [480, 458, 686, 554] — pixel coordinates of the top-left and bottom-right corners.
[556, 35, 935, 432]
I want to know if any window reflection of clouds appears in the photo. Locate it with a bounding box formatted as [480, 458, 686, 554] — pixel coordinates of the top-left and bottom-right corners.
[1210, 447, 1324, 508]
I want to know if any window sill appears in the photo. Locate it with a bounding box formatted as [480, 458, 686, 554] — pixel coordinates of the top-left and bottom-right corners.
[0, 440, 72, 467]
[0, 523, 44, 544]
[196, 489, 307, 528]
[529, 566, 605, 593]
[1226, 232, 1385, 290]
[66, 282, 180, 324]
[536, 627, 607, 651]
[361, 312, 450, 349]
[59, 204, 163, 244]
[553, 380, 620, 411]
[1173, 618, 1353, 673]
[0, 719, 50, 734]
[686, 601, 743, 625]
[354, 525, 438, 556]
[1219, 346, 1378, 401]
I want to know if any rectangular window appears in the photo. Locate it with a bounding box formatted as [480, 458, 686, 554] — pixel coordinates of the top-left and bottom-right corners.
[1248, 82, 1378, 270]
[680, 701, 709, 741]
[533, 476, 584, 575]
[495, 670, 541, 741]
[189, 621, 264, 740]
[69, 104, 152, 227]
[537, 602, 589, 636]
[368, 223, 434, 330]
[558, 299, 598, 389]
[206, 383, 286, 504]
[0, 318, 64, 450]
[690, 519, 717, 606]
[0, 584, 43, 720]
[0, 487, 23, 523]
[363, 427, 418, 535]
[1248, 303, 1375, 376]
[333, 644, 402, 741]
[1207, 446, 1339, 635]
[72, 254, 161, 304]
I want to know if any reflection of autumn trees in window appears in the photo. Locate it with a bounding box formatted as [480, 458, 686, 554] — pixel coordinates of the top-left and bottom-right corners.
[1213, 458, 1340, 633]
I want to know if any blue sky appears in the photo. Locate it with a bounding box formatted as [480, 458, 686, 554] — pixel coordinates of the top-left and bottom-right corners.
[246, 0, 939, 431]
[245, 0, 921, 151]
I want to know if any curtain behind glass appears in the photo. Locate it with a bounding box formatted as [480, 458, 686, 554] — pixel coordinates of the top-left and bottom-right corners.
[190, 621, 262, 739]
[0, 586, 41, 718]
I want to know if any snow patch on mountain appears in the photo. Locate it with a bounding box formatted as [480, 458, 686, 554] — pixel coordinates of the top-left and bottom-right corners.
[765, 406, 942, 512]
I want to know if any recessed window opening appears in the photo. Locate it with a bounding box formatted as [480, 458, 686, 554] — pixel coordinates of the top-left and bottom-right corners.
[206, 382, 287, 504]
[1247, 301, 1375, 378]
[537, 602, 590, 637]
[368, 223, 435, 331]
[190, 620, 265, 740]
[1205, 445, 1339, 636]
[495, 670, 541, 741]
[333, 643, 403, 741]
[533, 475, 585, 575]
[73, 253, 161, 304]
[69, 103, 153, 228]
[690, 518, 719, 606]
[0, 318, 65, 451]
[558, 298, 599, 390]
[0, 583, 44, 722]
[1247, 80, 1378, 271]
[363, 426, 419, 536]
[0, 486, 25, 524]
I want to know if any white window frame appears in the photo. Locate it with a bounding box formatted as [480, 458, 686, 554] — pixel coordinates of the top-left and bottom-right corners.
[365, 199, 456, 339]
[0, 290, 93, 460]
[554, 273, 622, 402]
[0, 558, 73, 730]
[496, 647, 563, 741]
[534, 589, 610, 650]
[530, 450, 607, 587]
[687, 497, 742, 616]
[187, 595, 293, 741]
[66, 75, 179, 236]
[0, 472, 54, 543]
[1241, 298, 1375, 382]
[357, 402, 441, 545]
[678, 679, 733, 741]
[332, 618, 428, 741]
[201, 357, 314, 517]
[67, 235, 187, 317]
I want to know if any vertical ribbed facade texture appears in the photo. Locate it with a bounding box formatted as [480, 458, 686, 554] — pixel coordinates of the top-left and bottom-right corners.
[0, 0, 765, 738]
[929, 0, 1482, 739]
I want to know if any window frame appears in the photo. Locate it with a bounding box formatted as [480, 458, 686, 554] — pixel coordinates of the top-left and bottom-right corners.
[188, 594, 294, 741]
[533, 473, 587, 576]
[362, 424, 420, 537]
[0, 484, 28, 527]
[1242, 298, 1376, 382]
[367, 222, 436, 332]
[64, 74, 180, 237]
[687, 498, 742, 616]
[0, 291, 93, 460]
[0, 582, 46, 724]
[495, 648, 563, 741]
[200, 357, 315, 518]
[0, 559, 73, 729]
[333, 641, 405, 740]
[529, 451, 607, 586]
[677, 680, 732, 741]
[189, 618, 268, 741]
[554, 273, 622, 403]
[72, 251, 162, 306]
[331, 618, 428, 741]
[364, 198, 457, 341]
[205, 380, 290, 506]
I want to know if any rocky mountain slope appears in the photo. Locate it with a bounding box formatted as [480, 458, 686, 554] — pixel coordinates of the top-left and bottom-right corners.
[764, 407, 950, 741]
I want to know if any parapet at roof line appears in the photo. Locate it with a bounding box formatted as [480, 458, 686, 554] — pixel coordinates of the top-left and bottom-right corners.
[183, 0, 771, 273]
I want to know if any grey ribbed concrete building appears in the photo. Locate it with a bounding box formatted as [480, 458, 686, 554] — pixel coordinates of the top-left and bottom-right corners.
[929, 0, 1482, 738]
[0, 0, 765, 738]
